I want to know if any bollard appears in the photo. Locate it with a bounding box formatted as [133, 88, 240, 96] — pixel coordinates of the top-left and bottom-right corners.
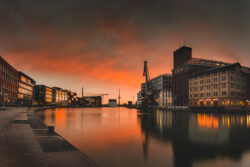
[48, 124, 55, 134]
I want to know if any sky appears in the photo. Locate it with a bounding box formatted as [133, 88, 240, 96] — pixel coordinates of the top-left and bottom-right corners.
[1, 0, 250, 103]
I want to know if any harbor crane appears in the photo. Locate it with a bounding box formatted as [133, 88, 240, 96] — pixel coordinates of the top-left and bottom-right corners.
[142, 61, 157, 107]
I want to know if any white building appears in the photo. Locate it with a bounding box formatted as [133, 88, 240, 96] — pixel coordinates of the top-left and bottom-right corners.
[141, 74, 173, 108]
[137, 91, 142, 106]
[108, 99, 117, 107]
[158, 90, 172, 108]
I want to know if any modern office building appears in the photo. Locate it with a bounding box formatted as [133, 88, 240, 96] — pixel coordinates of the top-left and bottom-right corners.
[62, 89, 69, 106]
[52, 87, 63, 105]
[67, 90, 78, 106]
[0, 56, 18, 105]
[34, 85, 53, 105]
[189, 63, 249, 110]
[17, 72, 36, 105]
[172, 46, 229, 106]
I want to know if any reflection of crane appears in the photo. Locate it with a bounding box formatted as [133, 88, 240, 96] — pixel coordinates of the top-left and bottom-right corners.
[142, 61, 156, 107]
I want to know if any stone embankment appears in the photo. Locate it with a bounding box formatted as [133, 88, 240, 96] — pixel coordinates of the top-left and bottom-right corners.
[0, 107, 99, 167]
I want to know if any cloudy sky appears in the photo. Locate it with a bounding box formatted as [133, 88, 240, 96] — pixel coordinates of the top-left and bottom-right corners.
[1, 0, 250, 103]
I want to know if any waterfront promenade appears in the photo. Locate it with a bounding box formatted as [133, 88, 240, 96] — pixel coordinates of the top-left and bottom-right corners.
[0, 107, 99, 167]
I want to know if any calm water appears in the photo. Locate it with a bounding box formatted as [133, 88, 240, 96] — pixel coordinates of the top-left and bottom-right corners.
[37, 107, 250, 167]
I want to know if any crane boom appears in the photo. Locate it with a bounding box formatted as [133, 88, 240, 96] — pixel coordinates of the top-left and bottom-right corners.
[143, 61, 150, 82]
[142, 61, 157, 107]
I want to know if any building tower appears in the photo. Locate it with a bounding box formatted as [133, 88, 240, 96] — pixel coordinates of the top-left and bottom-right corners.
[118, 88, 121, 106]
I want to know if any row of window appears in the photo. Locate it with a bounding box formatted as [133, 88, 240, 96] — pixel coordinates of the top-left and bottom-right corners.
[190, 91, 245, 98]
[0, 62, 18, 78]
[191, 76, 244, 86]
[190, 83, 245, 92]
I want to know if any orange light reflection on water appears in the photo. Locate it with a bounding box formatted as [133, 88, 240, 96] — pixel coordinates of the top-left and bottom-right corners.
[197, 114, 219, 129]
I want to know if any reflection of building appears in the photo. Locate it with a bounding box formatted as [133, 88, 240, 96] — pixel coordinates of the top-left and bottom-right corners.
[189, 63, 248, 110]
[17, 72, 36, 105]
[171, 46, 229, 106]
[108, 99, 117, 107]
[188, 114, 229, 144]
[0, 56, 18, 105]
[140, 109, 250, 167]
[34, 85, 53, 105]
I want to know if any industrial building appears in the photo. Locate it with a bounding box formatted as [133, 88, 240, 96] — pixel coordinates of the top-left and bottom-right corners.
[140, 73, 172, 108]
[0, 56, 18, 105]
[137, 91, 142, 106]
[17, 72, 36, 106]
[84, 96, 102, 106]
[189, 63, 250, 110]
[108, 99, 117, 107]
[172, 46, 230, 106]
[34, 85, 53, 106]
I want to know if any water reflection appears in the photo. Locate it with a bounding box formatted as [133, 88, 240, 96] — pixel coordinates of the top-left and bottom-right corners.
[37, 108, 250, 167]
[140, 110, 250, 167]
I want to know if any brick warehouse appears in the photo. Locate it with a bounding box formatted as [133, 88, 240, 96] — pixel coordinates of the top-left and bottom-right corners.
[0, 56, 18, 105]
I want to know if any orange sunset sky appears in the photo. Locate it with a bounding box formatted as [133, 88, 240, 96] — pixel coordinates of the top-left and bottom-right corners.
[1, 0, 250, 103]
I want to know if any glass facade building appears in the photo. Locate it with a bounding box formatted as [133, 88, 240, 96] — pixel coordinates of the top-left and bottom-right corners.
[17, 72, 36, 105]
[34, 85, 53, 105]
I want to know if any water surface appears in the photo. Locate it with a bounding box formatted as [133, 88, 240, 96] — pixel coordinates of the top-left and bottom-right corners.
[37, 107, 250, 167]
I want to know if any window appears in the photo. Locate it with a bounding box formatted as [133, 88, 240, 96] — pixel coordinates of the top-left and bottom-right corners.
[207, 85, 210, 90]
[200, 86, 204, 91]
[221, 76, 226, 81]
[222, 83, 226, 88]
[207, 79, 210, 83]
[222, 91, 227, 96]
[214, 92, 218, 96]
[214, 78, 218, 82]
[214, 84, 218, 89]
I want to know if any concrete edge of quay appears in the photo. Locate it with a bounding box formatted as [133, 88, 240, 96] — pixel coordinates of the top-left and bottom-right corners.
[0, 107, 100, 167]
[29, 107, 100, 167]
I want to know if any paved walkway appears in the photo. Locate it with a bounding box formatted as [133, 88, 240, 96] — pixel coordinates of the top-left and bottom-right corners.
[0, 107, 99, 167]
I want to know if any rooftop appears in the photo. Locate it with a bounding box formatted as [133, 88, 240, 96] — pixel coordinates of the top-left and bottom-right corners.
[190, 63, 241, 78]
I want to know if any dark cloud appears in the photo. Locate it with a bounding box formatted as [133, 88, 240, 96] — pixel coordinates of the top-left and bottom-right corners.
[0, 0, 250, 101]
